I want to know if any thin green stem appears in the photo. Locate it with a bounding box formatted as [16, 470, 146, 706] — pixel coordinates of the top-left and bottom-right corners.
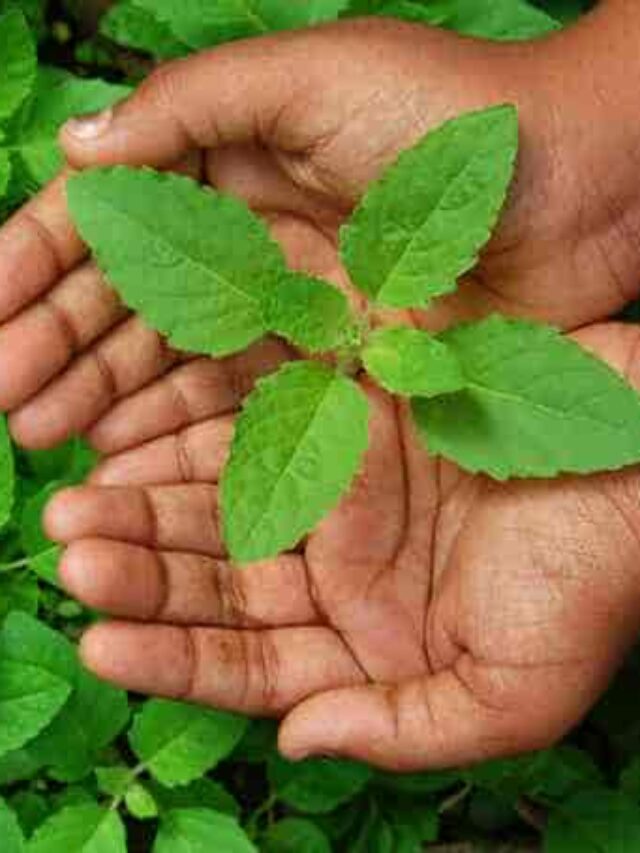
[0, 546, 58, 574]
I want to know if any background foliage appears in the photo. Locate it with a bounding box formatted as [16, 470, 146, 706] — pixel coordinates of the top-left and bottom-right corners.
[3, 1, 639, 852]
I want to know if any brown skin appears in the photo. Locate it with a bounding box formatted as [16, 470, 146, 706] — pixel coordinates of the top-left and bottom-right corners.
[45, 321, 640, 771]
[2, 0, 640, 768]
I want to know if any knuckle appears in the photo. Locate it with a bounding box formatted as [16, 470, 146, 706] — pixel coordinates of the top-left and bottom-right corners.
[243, 632, 282, 712]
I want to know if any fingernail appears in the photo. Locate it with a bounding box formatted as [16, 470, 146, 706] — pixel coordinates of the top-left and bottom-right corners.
[64, 107, 114, 140]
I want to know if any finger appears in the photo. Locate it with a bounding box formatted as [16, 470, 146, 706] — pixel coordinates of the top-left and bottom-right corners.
[86, 337, 291, 454]
[9, 316, 179, 449]
[60, 539, 318, 627]
[90, 416, 234, 486]
[60, 35, 307, 168]
[45, 484, 224, 556]
[279, 656, 587, 772]
[79, 620, 365, 715]
[0, 173, 85, 321]
[0, 262, 127, 410]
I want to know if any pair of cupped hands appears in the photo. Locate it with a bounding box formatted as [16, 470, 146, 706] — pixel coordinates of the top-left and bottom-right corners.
[2, 16, 640, 772]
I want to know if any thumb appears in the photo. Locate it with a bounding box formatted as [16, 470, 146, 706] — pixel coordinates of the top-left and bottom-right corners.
[60, 37, 300, 169]
[278, 663, 581, 772]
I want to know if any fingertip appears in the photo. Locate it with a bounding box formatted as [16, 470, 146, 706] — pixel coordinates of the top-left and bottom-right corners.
[43, 486, 87, 542]
[79, 621, 119, 679]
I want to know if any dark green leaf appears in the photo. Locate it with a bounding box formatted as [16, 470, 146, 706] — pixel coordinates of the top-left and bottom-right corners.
[269, 755, 372, 814]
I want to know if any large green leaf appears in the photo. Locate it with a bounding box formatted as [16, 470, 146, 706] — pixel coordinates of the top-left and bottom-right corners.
[221, 361, 369, 563]
[544, 790, 640, 852]
[27, 805, 126, 853]
[269, 755, 372, 814]
[362, 326, 465, 397]
[341, 105, 518, 308]
[413, 316, 640, 478]
[0, 796, 25, 852]
[378, 0, 559, 40]
[154, 808, 256, 853]
[129, 699, 248, 787]
[68, 167, 286, 357]
[0, 10, 36, 123]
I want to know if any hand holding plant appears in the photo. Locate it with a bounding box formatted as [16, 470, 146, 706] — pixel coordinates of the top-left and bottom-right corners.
[42, 103, 640, 771]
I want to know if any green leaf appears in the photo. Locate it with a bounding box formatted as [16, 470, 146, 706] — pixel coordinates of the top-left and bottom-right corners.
[0, 613, 128, 780]
[269, 755, 372, 814]
[341, 105, 518, 308]
[0, 796, 25, 852]
[378, 0, 559, 41]
[0, 10, 36, 123]
[620, 757, 640, 801]
[0, 145, 11, 199]
[265, 273, 353, 352]
[0, 747, 43, 786]
[154, 808, 256, 853]
[363, 326, 465, 397]
[132, 0, 348, 49]
[5, 68, 129, 196]
[9, 790, 49, 838]
[467, 747, 602, 803]
[100, 1, 190, 58]
[20, 482, 63, 587]
[262, 817, 331, 853]
[0, 614, 77, 757]
[27, 804, 126, 853]
[125, 783, 158, 820]
[132, 0, 266, 47]
[95, 766, 131, 799]
[0, 416, 15, 529]
[0, 660, 70, 758]
[129, 699, 248, 787]
[412, 315, 640, 478]
[27, 667, 130, 782]
[151, 778, 240, 819]
[544, 789, 640, 852]
[221, 361, 369, 563]
[68, 167, 286, 357]
[0, 0, 46, 39]
[252, 0, 349, 29]
[0, 574, 39, 622]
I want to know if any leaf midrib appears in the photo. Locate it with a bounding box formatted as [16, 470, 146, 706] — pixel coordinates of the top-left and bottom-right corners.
[90, 189, 265, 317]
[467, 380, 638, 434]
[377, 126, 507, 300]
[243, 375, 340, 551]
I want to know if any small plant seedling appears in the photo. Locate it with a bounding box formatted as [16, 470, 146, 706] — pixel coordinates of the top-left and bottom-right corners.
[67, 104, 640, 565]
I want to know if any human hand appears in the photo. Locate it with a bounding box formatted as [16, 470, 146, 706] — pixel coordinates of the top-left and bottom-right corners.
[44, 320, 640, 771]
[2, 13, 640, 451]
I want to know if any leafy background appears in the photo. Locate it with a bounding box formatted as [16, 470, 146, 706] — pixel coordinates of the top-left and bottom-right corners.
[7, 1, 640, 851]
